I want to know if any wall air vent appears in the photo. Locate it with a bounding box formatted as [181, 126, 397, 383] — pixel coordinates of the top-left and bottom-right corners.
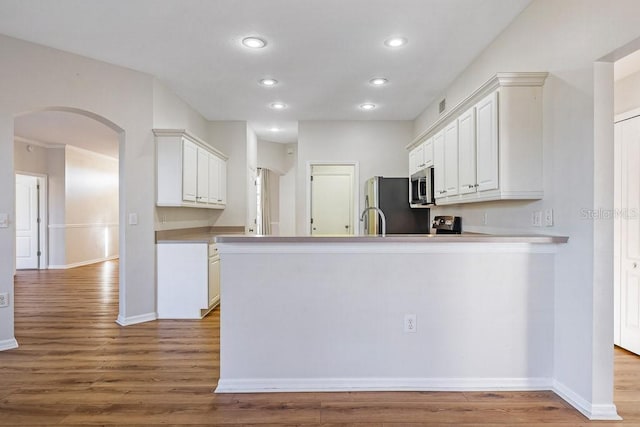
[439, 98, 446, 115]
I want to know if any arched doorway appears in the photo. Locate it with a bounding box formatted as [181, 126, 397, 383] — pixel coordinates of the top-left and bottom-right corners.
[13, 106, 125, 320]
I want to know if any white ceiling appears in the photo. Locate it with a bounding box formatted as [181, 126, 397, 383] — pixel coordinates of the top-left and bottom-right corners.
[0, 0, 532, 145]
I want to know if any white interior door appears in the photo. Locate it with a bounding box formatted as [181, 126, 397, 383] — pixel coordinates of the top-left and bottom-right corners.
[16, 174, 39, 269]
[619, 115, 640, 355]
[310, 165, 354, 236]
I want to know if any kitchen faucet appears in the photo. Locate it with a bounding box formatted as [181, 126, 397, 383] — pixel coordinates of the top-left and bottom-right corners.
[360, 207, 387, 237]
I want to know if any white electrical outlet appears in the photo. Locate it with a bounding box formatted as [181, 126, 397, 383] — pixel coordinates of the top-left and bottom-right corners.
[482, 212, 488, 225]
[532, 211, 542, 227]
[0, 292, 9, 308]
[544, 208, 554, 227]
[404, 314, 417, 333]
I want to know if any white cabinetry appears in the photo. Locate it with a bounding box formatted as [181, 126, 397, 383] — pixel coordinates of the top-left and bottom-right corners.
[443, 121, 459, 197]
[409, 138, 434, 177]
[157, 242, 220, 319]
[475, 91, 499, 193]
[409, 144, 424, 176]
[457, 106, 477, 195]
[154, 129, 228, 209]
[208, 246, 220, 308]
[433, 130, 446, 199]
[406, 72, 547, 206]
[182, 139, 198, 202]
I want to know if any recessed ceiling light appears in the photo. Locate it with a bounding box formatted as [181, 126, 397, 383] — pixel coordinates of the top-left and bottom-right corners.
[260, 78, 278, 86]
[270, 102, 287, 110]
[369, 77, 388, 86]
[360, 103, 377, 110]
[242, 37, 267, 48]
[384, 37, 407, 48]
[269, 127, 280, 132]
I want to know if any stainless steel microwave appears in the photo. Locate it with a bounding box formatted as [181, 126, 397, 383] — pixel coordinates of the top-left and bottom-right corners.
[410, 167, 435, 206]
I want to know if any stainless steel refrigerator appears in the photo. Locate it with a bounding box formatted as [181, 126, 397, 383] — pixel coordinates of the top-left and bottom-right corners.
[364, 177, 430, 235]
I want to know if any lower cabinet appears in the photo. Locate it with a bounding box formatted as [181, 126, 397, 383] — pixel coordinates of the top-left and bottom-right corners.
[157, 242, 220, 319]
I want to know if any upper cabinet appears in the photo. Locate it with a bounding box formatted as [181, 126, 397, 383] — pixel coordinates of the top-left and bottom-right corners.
[408, 137, 434, 177]
[407, 72, 547, 206]
[154, 129, 228, 209]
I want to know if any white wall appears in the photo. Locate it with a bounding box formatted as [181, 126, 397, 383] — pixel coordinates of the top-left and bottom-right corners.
[412, 0, 640, 414]
[615, 69, 640, 115]
[63, 146, 119, 267]
[296, 121, 413, 234]
[257, 139, 287, 174]
[152, 79, 209, 139]
[208, 121, 247, 227]
[0, 34, 155, 340]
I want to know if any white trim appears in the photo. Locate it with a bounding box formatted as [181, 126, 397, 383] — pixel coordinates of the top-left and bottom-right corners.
[216, 377, 553, 394]
[48, 223, 119, 229]
[217, 242, 560, 254]
[552, 380, 621, 421]
[306, 161, 360, 236]
[115, 312, 157, 326]
[0, 338, 19, 352]
[48, 255, 118, 269]
[407, 72, 548, 149]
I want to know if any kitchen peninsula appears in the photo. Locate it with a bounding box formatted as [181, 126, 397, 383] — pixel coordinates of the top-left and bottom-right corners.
[214, 234, 567, 394]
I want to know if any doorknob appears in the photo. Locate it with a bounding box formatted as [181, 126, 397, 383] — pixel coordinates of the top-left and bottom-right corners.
[345, 225, 349, 229]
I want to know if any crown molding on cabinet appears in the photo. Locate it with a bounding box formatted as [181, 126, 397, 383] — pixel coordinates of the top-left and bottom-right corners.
[407, 72, 548, 150]
[152, 128, 229, 160]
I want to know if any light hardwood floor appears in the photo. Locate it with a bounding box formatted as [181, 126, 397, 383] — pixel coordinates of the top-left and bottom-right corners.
[2, 260, 639, 425]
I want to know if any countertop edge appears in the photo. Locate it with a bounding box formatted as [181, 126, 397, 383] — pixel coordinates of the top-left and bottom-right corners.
[213, 235, 569, 244]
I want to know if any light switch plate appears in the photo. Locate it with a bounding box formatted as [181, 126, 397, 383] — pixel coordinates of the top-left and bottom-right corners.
[544, 209, 554, 227]
[532, 211, 542, 227]
[0, 213, 8, 228]
[128, 213, 138, 225]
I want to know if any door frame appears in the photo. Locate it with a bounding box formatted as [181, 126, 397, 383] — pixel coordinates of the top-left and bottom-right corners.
[613, 106, 640, 349]
[15, 171, 48, 270]
[306, 161, 359, 236]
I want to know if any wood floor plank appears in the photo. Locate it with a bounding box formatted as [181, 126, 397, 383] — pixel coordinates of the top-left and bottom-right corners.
[1, 260, 640, 425]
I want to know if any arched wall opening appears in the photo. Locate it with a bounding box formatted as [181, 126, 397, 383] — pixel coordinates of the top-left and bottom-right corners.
[13, 106, 126, 328]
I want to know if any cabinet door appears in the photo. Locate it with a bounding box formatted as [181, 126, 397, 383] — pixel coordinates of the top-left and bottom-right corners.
[444, 120, 459, 196]
[196, 147, 209, 203]
[458, 107, 477, 195]
[433, 130, 446, 199]
[208, 153, 220, 204]
[409, 144, 425, 176]
[476, 91, 499, 192]
[208, 255, 220, 307]
[218, 158, 227, 205]
[182, 139, 198, 202]
[424, 137, 434, 168]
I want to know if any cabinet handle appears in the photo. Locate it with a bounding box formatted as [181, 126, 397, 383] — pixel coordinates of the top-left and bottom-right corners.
[468, 185, 474, 189]
[474, 184, 479, 187]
